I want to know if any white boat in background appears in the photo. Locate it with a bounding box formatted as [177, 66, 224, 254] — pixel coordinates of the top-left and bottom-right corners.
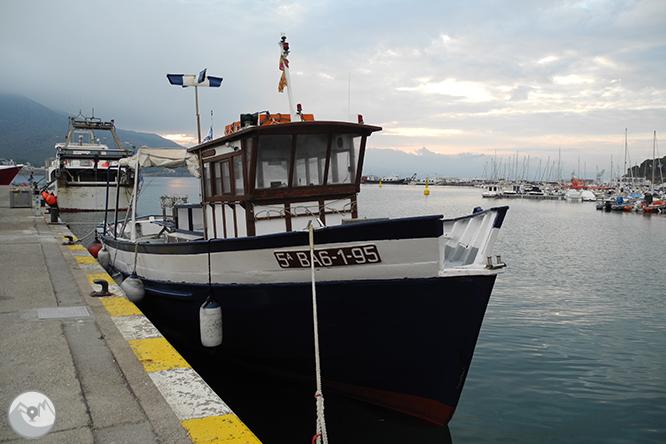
[565, 189, 582, 201]
[46, 114, 134, 211]
[482, 184, 502, 198]
[581, 190, 596, 202]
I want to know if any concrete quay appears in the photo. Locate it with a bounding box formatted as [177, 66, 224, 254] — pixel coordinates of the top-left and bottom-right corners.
[0, 186, 260, 443]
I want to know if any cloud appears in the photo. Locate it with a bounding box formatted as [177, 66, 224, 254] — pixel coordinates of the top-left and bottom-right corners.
[382, 127, 464, 138]
[398, 79, 495, 103]
[160, 134, 198, 146]
[0, 0, 664, 182]
[553, 75, 595, 85]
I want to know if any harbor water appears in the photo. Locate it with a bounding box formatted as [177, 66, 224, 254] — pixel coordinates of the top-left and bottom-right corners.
[62, 177, 666, 443]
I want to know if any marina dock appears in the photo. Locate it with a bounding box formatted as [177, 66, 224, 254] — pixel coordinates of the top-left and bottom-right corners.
[0, 185, 260, 443]
[498, 193, 564, 200]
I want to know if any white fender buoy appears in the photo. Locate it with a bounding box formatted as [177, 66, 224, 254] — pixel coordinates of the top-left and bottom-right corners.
[97, 246, 110, 271]
[200, 296, 222, 347]
[121, 273, 145, 304]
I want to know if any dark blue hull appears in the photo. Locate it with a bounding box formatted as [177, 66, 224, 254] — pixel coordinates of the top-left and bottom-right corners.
[130, 273, 497, 425]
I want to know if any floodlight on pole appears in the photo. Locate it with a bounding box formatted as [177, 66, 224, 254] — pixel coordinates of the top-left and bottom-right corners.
[167, 69, 223, 144]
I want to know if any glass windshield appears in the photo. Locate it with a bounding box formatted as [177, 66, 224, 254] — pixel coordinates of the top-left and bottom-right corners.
[327, 134, 358, 184]
[293, 134, 328, 186]
[256, 135, 291, 188]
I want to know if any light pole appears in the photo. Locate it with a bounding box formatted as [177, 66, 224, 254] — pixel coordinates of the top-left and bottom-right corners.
[166, 68, 222, 240]
[167, 68, 223, 143]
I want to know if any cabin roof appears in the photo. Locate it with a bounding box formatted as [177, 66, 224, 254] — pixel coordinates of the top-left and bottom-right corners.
[188, 120, 382, 153]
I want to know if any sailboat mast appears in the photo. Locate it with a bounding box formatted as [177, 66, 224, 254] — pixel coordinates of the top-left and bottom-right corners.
[652, 130, 657, 188]
[620, 128, 627, 183]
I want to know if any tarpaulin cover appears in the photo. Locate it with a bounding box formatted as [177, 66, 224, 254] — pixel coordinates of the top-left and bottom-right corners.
[119, 147, 200, 178]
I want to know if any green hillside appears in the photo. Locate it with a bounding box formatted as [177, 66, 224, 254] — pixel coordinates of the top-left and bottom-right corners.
[0, 94, 182, 167]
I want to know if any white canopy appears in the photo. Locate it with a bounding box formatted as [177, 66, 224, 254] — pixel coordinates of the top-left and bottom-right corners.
[119, 147, 200, 178]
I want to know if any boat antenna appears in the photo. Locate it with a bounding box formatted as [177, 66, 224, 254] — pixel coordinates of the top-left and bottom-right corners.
[278, 34, 297, 121]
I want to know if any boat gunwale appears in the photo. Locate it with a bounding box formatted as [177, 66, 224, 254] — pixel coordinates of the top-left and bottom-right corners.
[100, 206, 509, 255]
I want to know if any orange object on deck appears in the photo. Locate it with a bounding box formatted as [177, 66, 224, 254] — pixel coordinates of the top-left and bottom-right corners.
[224, 112, 315, 135]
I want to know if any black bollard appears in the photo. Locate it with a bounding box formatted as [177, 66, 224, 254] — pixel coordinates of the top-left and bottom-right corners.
[50, 207, 59, 223]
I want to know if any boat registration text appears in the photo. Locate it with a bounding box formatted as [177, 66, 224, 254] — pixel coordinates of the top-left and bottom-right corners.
[274, 245, 381, 268]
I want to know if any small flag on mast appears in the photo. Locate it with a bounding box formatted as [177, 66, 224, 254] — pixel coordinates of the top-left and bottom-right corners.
[278, 56, 288, 93]
[202, 111, 213, 143]
[278, 35, 290, 93]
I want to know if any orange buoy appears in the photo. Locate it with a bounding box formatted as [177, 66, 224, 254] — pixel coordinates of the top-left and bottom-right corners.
[43, 192, 57, 206]
[88, 239, 102, 258]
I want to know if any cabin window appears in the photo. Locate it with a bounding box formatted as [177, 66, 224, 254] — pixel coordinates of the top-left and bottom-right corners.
[214, 162, 223, 194]
[71, 168, 121, 183]
[292, 134, 328, 186]
[233, 155, 244, 194]
[244, 139, 253, 187]
[222, 161, 232, 194]
[256, 135, 291, 188]
[327, 135, 358, 184]
[203, 163, 212, 197]
[208, 160, 232, 195]
[205, 152, 246, 199]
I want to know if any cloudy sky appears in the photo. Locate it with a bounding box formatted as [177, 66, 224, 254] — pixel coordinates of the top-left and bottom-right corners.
[1, 0, 664, 180]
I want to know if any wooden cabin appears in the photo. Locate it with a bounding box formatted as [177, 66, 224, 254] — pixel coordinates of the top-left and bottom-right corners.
[187, 113, 382, 239]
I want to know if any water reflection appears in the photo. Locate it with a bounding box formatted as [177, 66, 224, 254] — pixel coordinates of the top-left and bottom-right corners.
[60, 179, 666, 443]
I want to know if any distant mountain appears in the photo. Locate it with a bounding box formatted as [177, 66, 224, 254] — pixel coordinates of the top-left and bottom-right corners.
[362, 146, 489, 180]
[0, 94, 493, 179]
[0, 94, 182, 167]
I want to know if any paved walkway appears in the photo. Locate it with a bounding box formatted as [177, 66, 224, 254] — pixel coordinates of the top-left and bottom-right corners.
[0, 186, 259, 443]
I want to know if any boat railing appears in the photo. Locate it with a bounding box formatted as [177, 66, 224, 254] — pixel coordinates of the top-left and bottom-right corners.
[441, 207, 507, 270]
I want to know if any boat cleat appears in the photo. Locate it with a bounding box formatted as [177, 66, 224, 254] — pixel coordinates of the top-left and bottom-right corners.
[486, 255, 507, 270]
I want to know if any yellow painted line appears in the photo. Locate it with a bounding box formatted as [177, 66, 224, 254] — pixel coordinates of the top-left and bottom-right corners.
[76, 256, 98, 264]
[182, 415, 261, 443]
[129, 337, 191, 372]
[101, 297, 143, 317]
[67, 244, 87, 250]
[86, 272, 114, 287]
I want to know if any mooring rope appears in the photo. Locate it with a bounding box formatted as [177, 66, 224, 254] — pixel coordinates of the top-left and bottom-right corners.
[132, 241, 139, 275]
[308, 221, 328, 444]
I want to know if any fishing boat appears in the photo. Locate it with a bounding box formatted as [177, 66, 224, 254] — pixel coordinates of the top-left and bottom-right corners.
[45, 113, 133, 211]
[0, 164, 23, 185]
[98, 38, 509, 426]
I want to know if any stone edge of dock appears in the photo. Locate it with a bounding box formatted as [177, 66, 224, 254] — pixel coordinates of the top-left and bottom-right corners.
[49, 213, 261, 443]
